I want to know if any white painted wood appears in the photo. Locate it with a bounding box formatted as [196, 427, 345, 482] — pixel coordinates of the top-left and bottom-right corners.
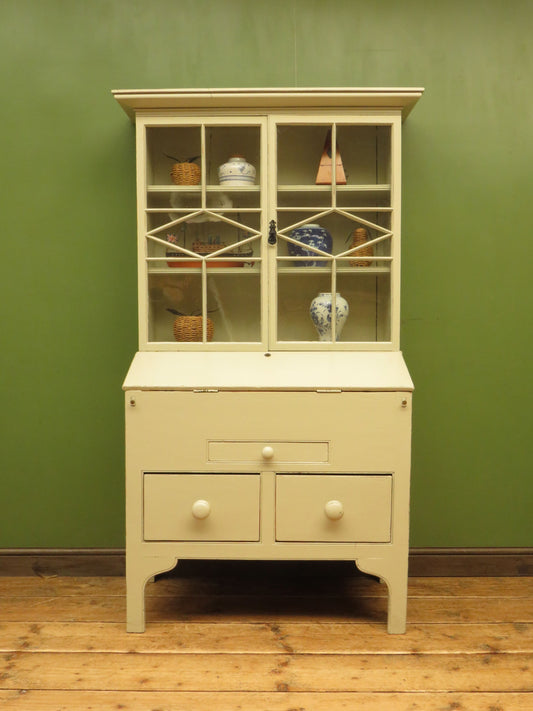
[123, 351, 414, 391]
[268, 113, 399, 350]
[137, 113, 268, 350]
[208, 440, 329, 464]
[125, 389, 412, 631]
[324, 499, 345, 520]
[276, 475, 392, 542]
[390, 115, 403, 350]
[113, 87, 424, 120]
[117, 88, 420, 634]
[143, 474, 260, 541]
[123, 95, 418, 350]
[125, 390, 411, 472]
[125, 554, 178, 632]
[277, 184, 391, 192]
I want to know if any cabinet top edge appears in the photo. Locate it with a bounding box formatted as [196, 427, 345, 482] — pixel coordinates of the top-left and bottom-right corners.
[112, 87, 424, 121]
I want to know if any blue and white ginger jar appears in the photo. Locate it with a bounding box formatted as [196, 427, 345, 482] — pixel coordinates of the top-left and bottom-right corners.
[288, 223, 332, 266]
[310, 292, 349, 341]
[218, 155, 256, 186]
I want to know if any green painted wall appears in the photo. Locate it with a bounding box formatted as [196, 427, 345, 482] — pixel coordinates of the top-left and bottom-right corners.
[1, 0, 531, 548]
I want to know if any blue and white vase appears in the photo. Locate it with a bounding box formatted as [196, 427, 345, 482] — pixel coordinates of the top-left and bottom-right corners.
[310, 292, 349, 341]
[218, 155, 256, 186]
[288, 223, 332, 266]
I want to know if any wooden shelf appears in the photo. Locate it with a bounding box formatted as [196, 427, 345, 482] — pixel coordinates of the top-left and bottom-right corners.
[147, 185, 260, 193]
[147, 265, 261, 275]
[147, 184, 387, 194]
[277, 266, 390, 275]
[146, 207, 261, 213]
[277, 184, 390, 192]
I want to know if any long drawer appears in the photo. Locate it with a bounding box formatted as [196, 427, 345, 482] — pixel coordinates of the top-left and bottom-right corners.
[208, 440, 329, 463]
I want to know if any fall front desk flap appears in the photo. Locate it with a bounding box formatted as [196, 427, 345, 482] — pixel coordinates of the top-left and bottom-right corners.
[122, 351, 413, 392]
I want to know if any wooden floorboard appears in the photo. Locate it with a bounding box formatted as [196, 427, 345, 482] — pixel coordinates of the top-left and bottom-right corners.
[1, 690, 532, 711]
[1, 592, 531, 624]
[1, 621, 531, 654]
[0, 571, 532, 710]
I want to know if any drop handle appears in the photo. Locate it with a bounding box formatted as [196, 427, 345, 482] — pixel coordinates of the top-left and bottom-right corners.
[268, 219, 277, 245]
[262, 446, 275, 460]
[191, 499, 211, 520]
[324, 500, 344, 521]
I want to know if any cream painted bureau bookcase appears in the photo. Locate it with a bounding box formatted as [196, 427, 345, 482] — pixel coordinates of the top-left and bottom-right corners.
[114, 87, 423, 633]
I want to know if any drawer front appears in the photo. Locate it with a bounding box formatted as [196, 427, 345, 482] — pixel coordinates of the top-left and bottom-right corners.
[208, 440, 329, 464]
[276, 475, 392, 543]
[126, 391, 411, 472]
[144, 474, 260, 541]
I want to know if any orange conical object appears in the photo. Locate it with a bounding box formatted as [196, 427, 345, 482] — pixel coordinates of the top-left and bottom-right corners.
[316, 130, 346, 185]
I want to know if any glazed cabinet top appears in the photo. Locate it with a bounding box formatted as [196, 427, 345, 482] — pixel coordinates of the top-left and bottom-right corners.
[114, 88, 423, 353]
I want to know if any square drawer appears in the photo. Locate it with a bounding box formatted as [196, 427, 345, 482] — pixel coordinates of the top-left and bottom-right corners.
[275, 474, 392, 542]
[143, 473, 260, 541]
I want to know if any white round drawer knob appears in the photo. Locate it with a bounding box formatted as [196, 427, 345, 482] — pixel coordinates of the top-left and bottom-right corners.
[324, 500, 344, 521]
[262, 446, 275, 460]
[191, 499, 211, 520]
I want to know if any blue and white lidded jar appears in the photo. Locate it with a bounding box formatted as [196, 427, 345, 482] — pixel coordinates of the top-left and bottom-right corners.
[218, 155, 256, 186]
[288, 223, 333, 266]
[310, 292, 349, 341]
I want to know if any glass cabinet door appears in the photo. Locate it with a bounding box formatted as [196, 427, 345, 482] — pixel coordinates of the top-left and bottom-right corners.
[138, 117, 267, 349]
[270, 117, 400, 349]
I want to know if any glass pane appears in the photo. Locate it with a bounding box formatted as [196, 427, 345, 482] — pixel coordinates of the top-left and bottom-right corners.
[336, 189, 391, 210]
[277, 271, 391, 344]
[336, 272, 391, 343]
[339, 212, 392, 269]
[277, 272, 332, 342]
[204, 125, 260, 186]
[148, 272, 261, 344]
[276, 212, 335, 266]
[274, 205, 393, 344]
[336, 125, 391, 186]
[146, 188, 201, 212]
[146, 126, 202, 186]
[152, 213, 260, 266]
[206, 189, 260, 211]
[277, 188, 331, 211]
[207, 273, 262, 343]
[147, 272, 203, 343]
[277, 212, 391, 268]
[277, 124, 332, 186]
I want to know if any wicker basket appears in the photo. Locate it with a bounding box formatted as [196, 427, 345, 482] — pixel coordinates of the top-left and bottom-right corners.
[171, 162, 201, 186]
[173, 316, 214, 342]
[349, 227, 373, 267]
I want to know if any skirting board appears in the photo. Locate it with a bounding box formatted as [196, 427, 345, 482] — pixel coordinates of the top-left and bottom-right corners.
[0, 548, 532, 577]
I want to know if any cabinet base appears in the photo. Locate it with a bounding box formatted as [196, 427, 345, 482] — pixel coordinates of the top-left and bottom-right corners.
[126, 551, 408, 634]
